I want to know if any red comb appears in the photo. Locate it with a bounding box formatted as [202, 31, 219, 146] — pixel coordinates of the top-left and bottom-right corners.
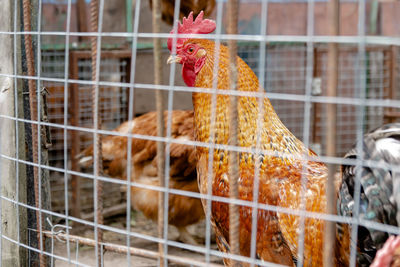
[167, 11, 216, 51]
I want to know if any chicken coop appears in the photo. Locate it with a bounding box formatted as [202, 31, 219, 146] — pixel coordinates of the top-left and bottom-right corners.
[0, 0, 399, 266]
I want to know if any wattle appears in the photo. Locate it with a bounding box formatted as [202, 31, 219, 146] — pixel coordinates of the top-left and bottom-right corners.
[182, 64, 196, 87]
[182, 57, 205, 87]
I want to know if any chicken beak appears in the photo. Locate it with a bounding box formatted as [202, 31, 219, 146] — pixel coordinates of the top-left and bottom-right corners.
[167, 55, 182, 64]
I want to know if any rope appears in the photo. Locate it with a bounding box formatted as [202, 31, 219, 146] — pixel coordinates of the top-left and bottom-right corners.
[151, 0, 166, 265]
[22, 0, 45, 266]
[227, 0, 240, 265]
[89, 1, 104, 266]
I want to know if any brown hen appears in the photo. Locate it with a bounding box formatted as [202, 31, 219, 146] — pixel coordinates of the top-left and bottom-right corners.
[78, 110, 204, 245]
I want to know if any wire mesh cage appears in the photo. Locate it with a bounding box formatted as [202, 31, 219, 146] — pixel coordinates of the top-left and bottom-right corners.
[0, 0, 400, 267]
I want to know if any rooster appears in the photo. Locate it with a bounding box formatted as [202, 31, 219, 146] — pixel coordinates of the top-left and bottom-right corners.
[167, 11, 336, 266]
[338, 123, 400, 266]
[77, 110, 204, 245]
[167, 11, 400, 266]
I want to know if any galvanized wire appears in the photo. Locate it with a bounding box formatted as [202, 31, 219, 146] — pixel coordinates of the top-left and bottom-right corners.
[349, 0, 368, 266]
[227, 0, 240, 265]
[249, 2, 268, 266]
[62, 0, 73, 263]
[124, 0, 142, 266]
[44, 230, 224, 267]
[1, 1, 400, 266]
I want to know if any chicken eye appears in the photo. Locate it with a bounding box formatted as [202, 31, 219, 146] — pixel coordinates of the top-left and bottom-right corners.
[187, 47, 194, 53]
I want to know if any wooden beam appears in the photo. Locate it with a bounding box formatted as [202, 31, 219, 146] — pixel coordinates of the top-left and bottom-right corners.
[0, 0, 28, 266]
[324, 0, 339, 265]
[77, 0, 89, 42]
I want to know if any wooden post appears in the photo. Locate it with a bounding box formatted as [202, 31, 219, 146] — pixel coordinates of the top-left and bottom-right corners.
[0, 0, 28, 266]
[311, 47, 320, 146]
[151, 0, 166, 265]
[384, 46, 399, 123]
[324, 0, 339, 266]
[77, 0, 89, 42]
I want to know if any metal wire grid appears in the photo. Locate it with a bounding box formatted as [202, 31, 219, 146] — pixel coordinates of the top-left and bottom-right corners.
[41, 50, 130, 165]
[315, 47, 391, 156]
[41, 50, 130, 215]
[238, 44, 393, 156]
[0, 0, 400, 267]
[238, 44, 308, 142]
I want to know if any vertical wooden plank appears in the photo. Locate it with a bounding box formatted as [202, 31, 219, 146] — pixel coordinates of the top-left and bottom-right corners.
[324, 0, 339, 265]
[383, 46, 398, 123]
[69, 52, 81, 218]
[39, 88, 52, 267]
[77, 0, 89, 42]
[122, 57, 133, 119]
[0, 0, 27, 266]
[151, 0, 166, 265]
[392, 46, 398, 102]
[311, 47, 320, 146]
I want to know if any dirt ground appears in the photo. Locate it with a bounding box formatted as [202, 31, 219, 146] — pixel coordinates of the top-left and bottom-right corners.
[52, 211, 223, 266]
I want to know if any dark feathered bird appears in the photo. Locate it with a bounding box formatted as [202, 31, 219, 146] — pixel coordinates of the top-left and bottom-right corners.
[337, 123, 400, 266]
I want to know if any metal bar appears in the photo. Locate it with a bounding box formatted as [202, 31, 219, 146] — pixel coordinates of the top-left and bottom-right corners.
[324, 0, 339, 265]
[81, 203, 127, 221]
[42, 231, 224, 267]
[205, 1, 223, 264]
[62, 1, 74, 264]
[3, 72, 400, 108]
[227, 0, 240, 265]
[162, 0, 182, 262]
[124, 0, 141, 265]
[69, 52, 82, 219]
[151, 0, 166, 265]
[349, 0, 367, 265]
[69, 50, 132, 59]
[62, 0, 74, 263]
[1, 30, 400, 45]
[22, 0, 45, 265]
[296, 0, 315, 264]
[89, 0, 104, 266]
[249, 1, 268, 265]
[316, 45, 390, 53]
